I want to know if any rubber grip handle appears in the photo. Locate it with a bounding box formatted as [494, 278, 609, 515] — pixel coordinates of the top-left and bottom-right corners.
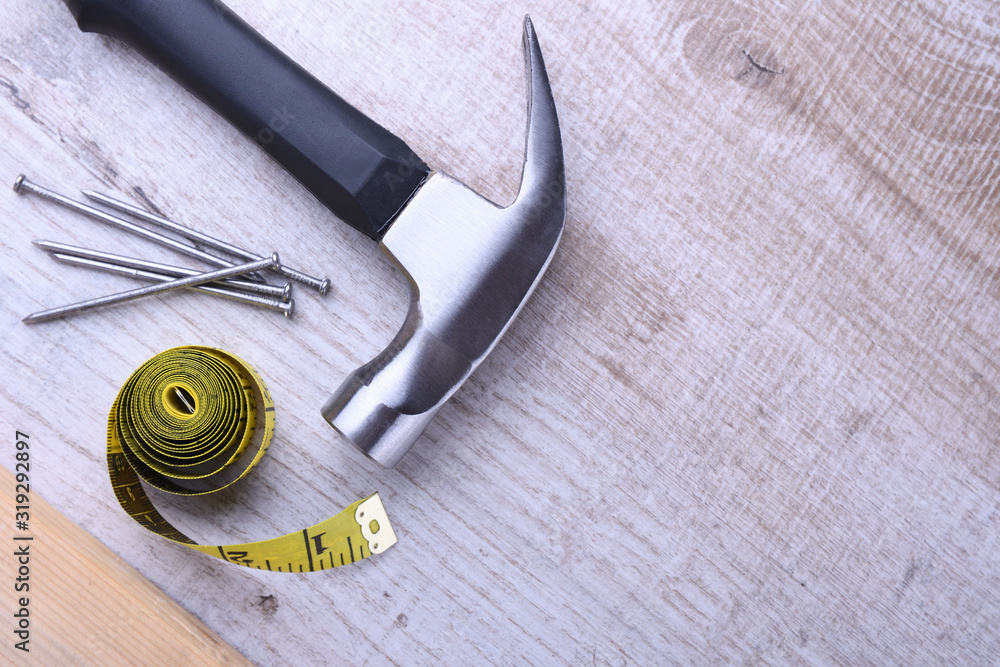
[62, 0, 430, 240]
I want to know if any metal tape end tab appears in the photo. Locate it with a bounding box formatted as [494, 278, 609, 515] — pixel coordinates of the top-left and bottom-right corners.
[355, 493, 398, 554]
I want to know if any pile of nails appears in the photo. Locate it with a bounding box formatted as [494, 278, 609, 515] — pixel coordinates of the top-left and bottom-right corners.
[14, 174, 331, 324]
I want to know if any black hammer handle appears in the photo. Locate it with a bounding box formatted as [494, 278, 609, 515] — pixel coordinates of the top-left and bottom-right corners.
[62, 0, 430, 240]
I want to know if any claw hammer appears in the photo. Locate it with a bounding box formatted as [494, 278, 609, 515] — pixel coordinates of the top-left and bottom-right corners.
[60, 0, 567, 467]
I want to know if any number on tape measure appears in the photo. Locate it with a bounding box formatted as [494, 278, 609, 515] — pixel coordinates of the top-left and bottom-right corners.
[107, 346, 397, 572]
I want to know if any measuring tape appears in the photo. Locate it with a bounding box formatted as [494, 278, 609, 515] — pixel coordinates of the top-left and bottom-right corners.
[106, 345, 396, 572]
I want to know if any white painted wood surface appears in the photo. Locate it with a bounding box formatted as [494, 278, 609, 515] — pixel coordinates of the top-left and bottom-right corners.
[2, 0, 999, 663]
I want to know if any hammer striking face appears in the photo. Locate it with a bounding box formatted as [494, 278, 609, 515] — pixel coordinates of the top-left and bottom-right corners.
[62, 0, 566, 467]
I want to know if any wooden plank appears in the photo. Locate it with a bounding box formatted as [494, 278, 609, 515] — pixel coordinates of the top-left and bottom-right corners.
[0, 0, 998, 664]
[0, 465, 252, 665]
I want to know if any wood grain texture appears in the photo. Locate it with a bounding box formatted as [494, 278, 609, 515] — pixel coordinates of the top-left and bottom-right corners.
[2, 0, 999, 664]
[0, 465, 252, 665]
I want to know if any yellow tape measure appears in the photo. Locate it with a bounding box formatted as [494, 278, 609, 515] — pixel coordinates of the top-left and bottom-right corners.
[106, 345, 396, 572]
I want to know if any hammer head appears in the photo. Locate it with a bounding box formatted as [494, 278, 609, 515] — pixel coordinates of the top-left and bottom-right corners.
[321, 17, 566, 467]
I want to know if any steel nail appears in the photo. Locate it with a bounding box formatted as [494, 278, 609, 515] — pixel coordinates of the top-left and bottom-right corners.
[14, 175, 265, 280]
[33, 240, 291, 302]
[23, 253, 280, 324]
[49, 253, 293, 317]
[82, 189, 332, 295]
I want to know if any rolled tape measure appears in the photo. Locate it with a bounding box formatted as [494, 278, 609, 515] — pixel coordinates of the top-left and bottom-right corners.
[106, 345, 396, 572]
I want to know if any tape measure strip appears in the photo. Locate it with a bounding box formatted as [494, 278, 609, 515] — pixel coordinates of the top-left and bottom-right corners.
[107, 346, 396, 572]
